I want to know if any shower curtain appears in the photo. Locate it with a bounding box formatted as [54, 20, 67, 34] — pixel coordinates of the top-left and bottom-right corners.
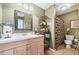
[55, 17, 65, 49]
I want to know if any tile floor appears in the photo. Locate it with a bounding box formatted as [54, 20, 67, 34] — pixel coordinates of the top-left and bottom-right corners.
[45, 44, 79, 55]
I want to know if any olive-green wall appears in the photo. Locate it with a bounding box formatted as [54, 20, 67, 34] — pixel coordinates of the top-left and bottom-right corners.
[58, 10, 79, 40]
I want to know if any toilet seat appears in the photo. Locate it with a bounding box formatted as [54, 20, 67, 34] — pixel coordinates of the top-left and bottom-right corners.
[64, 40, 72, 45]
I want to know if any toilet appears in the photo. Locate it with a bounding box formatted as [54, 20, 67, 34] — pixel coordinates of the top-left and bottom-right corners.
[64, 35, 74, 48]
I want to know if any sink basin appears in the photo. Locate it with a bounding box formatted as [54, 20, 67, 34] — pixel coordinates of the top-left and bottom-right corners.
[65, 35, 74, 41]
[12, 33, 39, 40]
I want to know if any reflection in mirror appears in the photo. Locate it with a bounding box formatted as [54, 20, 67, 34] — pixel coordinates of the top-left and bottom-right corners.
[15, 10, 25, 30]
[15, 10, 32, 30]
[17, 19, 24, 29]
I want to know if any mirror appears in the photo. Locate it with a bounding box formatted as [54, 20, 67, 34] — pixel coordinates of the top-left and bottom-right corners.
[71, 19, 79, 28]
[15, 10, 32, 30]
[15, 10, 25, 30]
[0, 3, 33, 35]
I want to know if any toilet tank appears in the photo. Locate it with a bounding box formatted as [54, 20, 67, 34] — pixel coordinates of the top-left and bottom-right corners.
[65, 35, 74, 41]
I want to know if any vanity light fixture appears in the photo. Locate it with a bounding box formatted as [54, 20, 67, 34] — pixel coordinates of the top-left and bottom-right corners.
[29, 6, 34, 11]
[22, 3, 29, 10]
[22, 3, 33, 11]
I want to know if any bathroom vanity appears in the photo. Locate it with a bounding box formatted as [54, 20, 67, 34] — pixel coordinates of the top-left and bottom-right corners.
[0, 34, 44, 55]
[0, 4, 44, 55]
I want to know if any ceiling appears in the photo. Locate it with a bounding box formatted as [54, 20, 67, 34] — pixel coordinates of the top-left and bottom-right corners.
[34, 3, 54, 10]
[55, 3, 77, 15]
[33, 3, 77, 15]
[55, 3, 76, 11]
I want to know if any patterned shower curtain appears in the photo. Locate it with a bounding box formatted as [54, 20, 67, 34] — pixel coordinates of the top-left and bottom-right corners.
[55, 17, 65, 49]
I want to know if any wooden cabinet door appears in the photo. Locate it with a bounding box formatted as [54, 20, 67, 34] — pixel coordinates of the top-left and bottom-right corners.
[14, 45, 27, 55]
[27, 39, 38, 55]
[30, 44, 37, 55]
[37, 37, 44, 55]
[37, 45, 44, 55]
[27, 45, 31, 55]
[0, 49, 14, 55]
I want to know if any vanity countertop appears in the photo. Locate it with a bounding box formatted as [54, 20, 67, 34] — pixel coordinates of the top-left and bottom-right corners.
[0, 34, 44, 44]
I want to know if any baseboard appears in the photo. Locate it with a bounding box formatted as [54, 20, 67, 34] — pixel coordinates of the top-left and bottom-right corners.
[49, 48, 56, 52]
